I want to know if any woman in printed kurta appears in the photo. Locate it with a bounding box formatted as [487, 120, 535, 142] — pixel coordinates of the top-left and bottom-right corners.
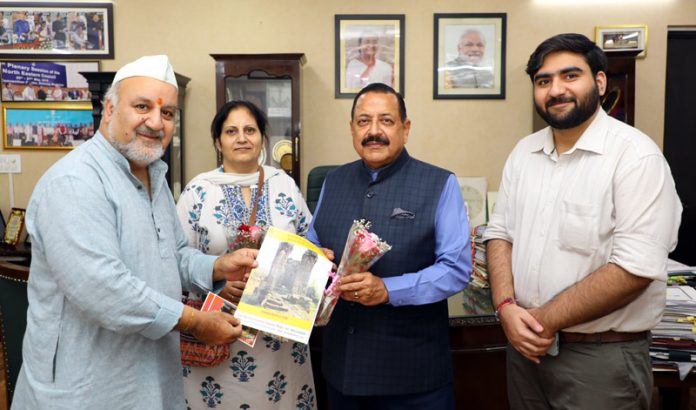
[176, 100, 315, 410]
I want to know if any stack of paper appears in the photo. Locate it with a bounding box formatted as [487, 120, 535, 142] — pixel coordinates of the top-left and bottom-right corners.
[651, 280, 696, 379]
[470, 224, 488, 289]
[446, 223, 494, 317]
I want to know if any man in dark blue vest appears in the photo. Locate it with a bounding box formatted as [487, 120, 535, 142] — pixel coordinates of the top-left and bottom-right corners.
[306, 83, 472, 409]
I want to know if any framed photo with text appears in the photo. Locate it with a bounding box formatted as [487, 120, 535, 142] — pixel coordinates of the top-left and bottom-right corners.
[2, 102, 94, 150]
[1, 61, 98, 102]
[0, 2, 114, 59]
[335, 14, 405, 98]
[595, 25, 647, 58]
[434, 13, 506, 99]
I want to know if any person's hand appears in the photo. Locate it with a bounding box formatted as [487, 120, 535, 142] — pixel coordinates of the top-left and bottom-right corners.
[498, 304, 555, 364]
[214, 248, 258, 282]
[527, 307, 558, 339]
[320, 248, 335, 261]
[320, 248, 337, 271]
[182, 307, 242, 345]
[338, 272, 389, 306]
[220, 280, 246, 305]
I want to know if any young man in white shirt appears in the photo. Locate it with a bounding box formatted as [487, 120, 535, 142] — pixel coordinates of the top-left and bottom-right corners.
[485, 33, 682, 410]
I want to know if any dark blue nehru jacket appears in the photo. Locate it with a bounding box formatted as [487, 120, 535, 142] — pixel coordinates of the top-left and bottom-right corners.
[313, 149, 453, 395]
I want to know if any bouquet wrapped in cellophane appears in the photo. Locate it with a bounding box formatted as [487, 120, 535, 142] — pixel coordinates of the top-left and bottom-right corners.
[224, 221, 266, 251]
[315, 219, 391, 326]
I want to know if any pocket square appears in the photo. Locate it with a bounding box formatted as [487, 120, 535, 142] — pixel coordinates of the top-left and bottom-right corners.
[390, 207, 415, 219]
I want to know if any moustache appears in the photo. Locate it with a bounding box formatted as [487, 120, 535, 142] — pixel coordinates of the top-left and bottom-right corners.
[361, 135, 389, 146]
[135, 125, 164, 139]
[546, 97, 576, 108]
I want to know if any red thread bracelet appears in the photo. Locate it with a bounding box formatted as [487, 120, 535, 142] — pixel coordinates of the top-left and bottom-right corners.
[495, 297, 516, 315]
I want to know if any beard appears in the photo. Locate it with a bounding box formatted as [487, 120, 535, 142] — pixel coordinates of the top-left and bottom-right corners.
[108, 122, 164, 167]
[535, 83, 600, 130]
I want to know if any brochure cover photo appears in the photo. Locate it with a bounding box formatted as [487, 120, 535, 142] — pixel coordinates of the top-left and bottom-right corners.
[236, 226, 332, 344]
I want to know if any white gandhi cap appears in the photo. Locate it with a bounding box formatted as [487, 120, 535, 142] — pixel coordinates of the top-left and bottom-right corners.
[111, 55, 178, 90]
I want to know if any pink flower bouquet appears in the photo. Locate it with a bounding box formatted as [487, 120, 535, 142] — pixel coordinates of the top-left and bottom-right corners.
[315, 219, 391, 326]
[224, 222, 266, 252]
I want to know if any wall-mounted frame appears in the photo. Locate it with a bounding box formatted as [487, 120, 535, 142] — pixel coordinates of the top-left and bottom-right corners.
[0, 2, 114, 59]
[434, 13, 506, 99]
[1, 61, 98, 102]
[2, 208, 25, 247]
[335, 14, 404, 98]
[595, 25, 647, 58]
[2, 102, 94, 149]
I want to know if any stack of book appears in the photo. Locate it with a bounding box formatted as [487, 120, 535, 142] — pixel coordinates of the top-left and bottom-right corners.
[650, 260, 696, 379]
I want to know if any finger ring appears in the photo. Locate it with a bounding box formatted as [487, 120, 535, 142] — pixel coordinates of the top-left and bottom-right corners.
[354, 291, 359, 299]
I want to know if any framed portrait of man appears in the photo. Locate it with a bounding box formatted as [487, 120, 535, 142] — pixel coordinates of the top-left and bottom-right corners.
[434, 13, 506, 99]
[335, 14, 405, 98]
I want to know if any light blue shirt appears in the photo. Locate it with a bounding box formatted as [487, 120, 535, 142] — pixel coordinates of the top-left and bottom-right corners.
[13, 132, 218, 410]
[306, 171, 471, 306]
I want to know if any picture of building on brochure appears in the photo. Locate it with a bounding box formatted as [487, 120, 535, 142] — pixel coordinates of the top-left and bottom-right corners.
[236, 226, 332, 344]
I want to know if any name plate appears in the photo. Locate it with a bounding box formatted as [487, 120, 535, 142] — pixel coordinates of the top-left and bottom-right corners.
[3, 208, 26, 247]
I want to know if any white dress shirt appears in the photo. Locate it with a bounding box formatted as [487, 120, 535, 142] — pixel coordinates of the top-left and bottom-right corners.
[484, 109, 682, 333]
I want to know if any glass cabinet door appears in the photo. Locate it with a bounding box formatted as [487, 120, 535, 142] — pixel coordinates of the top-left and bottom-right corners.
[225, 74, 293, 175]
[211, 54, 305, 188]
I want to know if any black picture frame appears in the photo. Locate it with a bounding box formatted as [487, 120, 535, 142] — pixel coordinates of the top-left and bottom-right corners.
[433, 13, 506, 99]
[0, 2, 114, 59]
[335, 14, 405, 98]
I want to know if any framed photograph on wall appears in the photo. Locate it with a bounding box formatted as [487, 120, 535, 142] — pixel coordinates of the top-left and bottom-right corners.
[434, 13, 506, 99]
[0, 2, 114, 59]
[335, 14, 405, 98]
[2, 102, 94, 149]
[1, 61, 98, 102]
[595, 25, 647, 58]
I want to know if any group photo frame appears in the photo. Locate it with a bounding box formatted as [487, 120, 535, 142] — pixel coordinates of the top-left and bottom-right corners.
[2, 102, 94, 150]
[335, 14, 405, 98]
[0, 2, 114, 59]
[595, 25, 647, 58]
[1, 60, 98, 102]
[434, 13, 506, 99]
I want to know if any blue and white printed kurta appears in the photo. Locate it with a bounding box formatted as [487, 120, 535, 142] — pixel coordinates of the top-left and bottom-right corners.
[176, 167, 316, 410]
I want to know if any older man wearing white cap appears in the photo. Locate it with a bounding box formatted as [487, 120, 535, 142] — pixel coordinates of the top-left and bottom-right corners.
[12, 55, 257, 409]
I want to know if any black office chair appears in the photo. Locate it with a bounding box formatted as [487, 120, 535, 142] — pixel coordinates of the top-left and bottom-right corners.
[306, 165, 339, 214]
[0, 261, 29, 407]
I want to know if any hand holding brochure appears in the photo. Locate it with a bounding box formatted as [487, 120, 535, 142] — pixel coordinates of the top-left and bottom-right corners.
[200, 292, 259, 348]
[235, 226, 332, 344]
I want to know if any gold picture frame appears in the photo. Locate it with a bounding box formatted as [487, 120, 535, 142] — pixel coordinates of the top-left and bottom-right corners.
[595, 25, 648, 58]
[2, 101, 94, 150]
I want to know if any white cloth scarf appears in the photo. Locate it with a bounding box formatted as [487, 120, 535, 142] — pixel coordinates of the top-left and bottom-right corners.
[188, 165, 281, 187]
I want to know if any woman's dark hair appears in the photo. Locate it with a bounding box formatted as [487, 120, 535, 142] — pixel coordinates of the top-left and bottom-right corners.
[210, 100, 268, 144]
[525, 33, 607, 80]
